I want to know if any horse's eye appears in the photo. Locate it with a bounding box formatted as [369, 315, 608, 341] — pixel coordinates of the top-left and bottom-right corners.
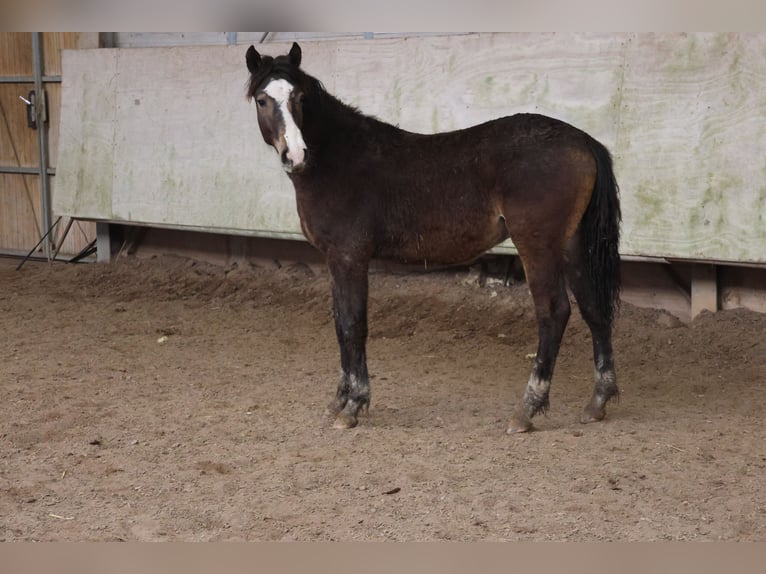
[256, 98, 267, 108]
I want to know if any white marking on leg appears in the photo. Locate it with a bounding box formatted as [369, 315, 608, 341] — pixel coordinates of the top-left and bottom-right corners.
[348, 374, 368, 393]
[527, 373, 551, 397]
[595, 368, 616, 384]
[263, 79, 306, 168]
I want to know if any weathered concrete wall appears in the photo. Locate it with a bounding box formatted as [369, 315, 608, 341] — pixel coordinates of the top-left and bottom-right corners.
[54, 33, 766, 264]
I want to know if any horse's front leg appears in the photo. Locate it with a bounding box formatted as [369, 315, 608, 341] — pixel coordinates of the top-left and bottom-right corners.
[325, 255, 371, 429]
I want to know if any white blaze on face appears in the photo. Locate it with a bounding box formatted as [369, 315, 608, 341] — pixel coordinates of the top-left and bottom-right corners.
[263, 78, 307, 169]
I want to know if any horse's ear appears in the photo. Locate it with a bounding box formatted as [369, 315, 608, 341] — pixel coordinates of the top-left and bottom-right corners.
[288, 42, 302, 67]
[246, 45, 261, 74]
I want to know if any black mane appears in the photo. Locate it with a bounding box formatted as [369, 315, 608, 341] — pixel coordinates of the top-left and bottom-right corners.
[247, 57, 391, 139]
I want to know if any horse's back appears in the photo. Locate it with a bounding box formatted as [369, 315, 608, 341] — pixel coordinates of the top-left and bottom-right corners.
[379, 113, 598, 253]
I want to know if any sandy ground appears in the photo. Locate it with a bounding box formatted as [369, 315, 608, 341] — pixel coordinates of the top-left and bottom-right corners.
[1, 254, 764, 541]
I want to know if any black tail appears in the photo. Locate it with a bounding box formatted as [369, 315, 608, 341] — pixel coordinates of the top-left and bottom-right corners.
[582, 137, 621, 324]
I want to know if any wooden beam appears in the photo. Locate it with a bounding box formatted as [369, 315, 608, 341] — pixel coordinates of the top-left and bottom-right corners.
[96, 222, 112, 263]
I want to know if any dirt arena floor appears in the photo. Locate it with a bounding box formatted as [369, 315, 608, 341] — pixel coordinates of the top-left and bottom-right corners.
[1, 254, 764, 541]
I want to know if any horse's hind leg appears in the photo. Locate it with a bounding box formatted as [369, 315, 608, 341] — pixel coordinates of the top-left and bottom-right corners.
[565, 233, 619, 423]
[325, 255, 371, 429]
[507, 255, 571, 433]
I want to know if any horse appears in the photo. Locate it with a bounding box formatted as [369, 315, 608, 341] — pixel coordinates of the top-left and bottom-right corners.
[244, 42, 621, 433]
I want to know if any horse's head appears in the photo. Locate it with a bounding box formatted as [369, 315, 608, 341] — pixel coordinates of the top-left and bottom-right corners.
[246, 42, 308, 174]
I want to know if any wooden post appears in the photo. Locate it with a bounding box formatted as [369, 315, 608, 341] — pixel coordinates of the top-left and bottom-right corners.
[96, 222, 112, 263]
[691, 264, 717, 319]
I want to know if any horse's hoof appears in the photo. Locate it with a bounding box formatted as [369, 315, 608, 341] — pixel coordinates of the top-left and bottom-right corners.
[506, 407, 534, 434]
[581, 385, 619, 424]
[580, 406, 606, 424]
[332, 412, 358, 429]
[325, 399, 345, 417]
[506, 418, 533, 434]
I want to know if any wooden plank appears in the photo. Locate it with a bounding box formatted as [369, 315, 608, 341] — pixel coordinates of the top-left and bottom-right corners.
[55, 49, 118, 221]
[616, 33, 766, 264]
[115, 33, 230, 48]
[0, 33, 33, 75]
[114, 33, 472, 48]
[0, 173, 42, 252]
[0, 33, 39, 255]
[116, 32, 371, 48]
[55, 33, 624, 240]
[53, 33, 766, 264]
[0, 84, 38, 167]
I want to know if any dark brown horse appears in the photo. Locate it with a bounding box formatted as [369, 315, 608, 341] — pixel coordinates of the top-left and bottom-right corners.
[245, 42, 621, 433]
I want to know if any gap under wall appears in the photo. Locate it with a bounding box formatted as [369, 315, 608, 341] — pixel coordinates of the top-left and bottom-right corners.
[101, 224, 766, 323]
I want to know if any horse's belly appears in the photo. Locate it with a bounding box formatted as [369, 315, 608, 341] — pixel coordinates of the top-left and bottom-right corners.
[382, 217, 509, 266]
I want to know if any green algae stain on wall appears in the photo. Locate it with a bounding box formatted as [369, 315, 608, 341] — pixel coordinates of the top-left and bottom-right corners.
[633, 180, 666, 228]
[448, 54, 457, 74]
[387, 78, 403, 125]
[431, 106, 440, 133]
[475, 75, 495, 106]
[665, 33, 707, 73]
[66, 75, 116, 219]
[755, 163, 766, 246]
[757, 186, 766, 242]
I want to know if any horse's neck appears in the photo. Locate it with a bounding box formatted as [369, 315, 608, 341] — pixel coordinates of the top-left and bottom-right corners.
[312, 92, 399, 149]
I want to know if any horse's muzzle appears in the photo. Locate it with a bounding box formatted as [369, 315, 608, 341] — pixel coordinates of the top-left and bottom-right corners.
[281, 148, 307, 174]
